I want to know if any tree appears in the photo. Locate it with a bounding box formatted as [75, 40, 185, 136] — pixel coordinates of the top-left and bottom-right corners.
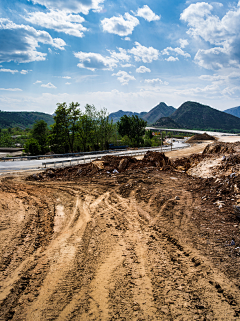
[50, 102, 80, 153]
[117, 115, 147, 147]
[24, 138, 41, 155]
[32, 120, 49, 154]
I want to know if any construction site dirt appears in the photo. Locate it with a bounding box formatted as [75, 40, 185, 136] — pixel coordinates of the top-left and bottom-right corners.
[1, 142, 240, 320]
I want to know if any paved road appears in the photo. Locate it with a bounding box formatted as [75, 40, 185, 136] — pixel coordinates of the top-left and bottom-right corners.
[0, 141, 187, 173]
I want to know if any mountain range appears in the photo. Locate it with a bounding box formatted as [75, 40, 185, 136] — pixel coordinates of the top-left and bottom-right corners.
[1, 101, 240, 133]
[109, 102, 175, 124]
[224, 106, 240, 118]
[0, 111, 54, 129]
[109, 101, 240, 133]
[168, 101, 240, 132]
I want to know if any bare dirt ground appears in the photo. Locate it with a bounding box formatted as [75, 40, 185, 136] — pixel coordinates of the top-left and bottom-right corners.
[1, 140, 240, 320]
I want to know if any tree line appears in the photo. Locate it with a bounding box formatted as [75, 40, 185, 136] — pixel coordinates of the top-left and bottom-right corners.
[23, 102, 163, 155]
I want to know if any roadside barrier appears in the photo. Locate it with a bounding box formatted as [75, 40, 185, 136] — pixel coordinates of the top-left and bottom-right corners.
[42, 145, 190, 168]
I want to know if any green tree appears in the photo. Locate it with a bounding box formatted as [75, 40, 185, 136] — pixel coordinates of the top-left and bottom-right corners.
[24, 138, 41, 155]
[32, 120, 49, 154]
[50, 102, 80, 153]
[117, 115, 147, 147]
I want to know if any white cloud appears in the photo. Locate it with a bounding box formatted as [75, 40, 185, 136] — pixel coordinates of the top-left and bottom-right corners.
[25, 10, 87, 38]
[121, 63, 133, 68]
[144, 78, 168, 85]
[65, 82, 71, 85]
[41, 82, 56, 88]
[34, 80, 42, 84]
[176, 84, 219, 96]
[62, 76, 71, 79]
[0, 18, 66, 63]
[124, 37, 131, 41]
[161, 47, 191, 58]
[20, 69, 31, 74]
[165, 56, 179, 62]
[134, 5, 160, 22]
[179, 38, 189, 48]
[129, 42, 159, 63]
[30, 0, 104, 15]
[136, 66, 151, 73]
[108, 48, 130, 62]
[0, 68, 18, 74]
[112, 70, 136, 85]
[74, 51, 118, 71]
[180, 2, 240, 70]
[0, 88, 22, 91]
[101, 13, 139, 36]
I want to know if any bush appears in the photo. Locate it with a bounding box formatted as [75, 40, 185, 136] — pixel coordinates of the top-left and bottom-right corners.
[24, 138, 41, 156]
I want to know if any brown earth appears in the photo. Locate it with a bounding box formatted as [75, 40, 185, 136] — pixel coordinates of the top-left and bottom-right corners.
[1, 144, 240, 320]
[186, 133, 216, 143]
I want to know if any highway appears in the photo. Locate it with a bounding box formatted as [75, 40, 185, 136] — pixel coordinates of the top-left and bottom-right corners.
[0, 140, 188, 173]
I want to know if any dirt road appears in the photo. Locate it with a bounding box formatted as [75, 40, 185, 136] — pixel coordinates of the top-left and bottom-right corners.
[0, 162, 240, 320]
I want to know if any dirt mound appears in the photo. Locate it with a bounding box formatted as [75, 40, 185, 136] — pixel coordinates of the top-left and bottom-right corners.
[186, 133, 216, 143]
[203, 142, 235, 155]
[172, 154, 205, 171]
[142, 151, 172, 168]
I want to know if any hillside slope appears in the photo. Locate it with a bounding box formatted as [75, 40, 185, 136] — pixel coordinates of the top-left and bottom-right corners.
[0, 111, 54, 129]
[142, 102, 176, 124]
[109, 110, 147, 123]
[170, 101, 240, 132]
[224, 106, 240, 118]
[153, 116, 181, 128]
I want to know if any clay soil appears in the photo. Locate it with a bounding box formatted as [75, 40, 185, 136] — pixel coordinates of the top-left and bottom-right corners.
[1, 145, 240, 320]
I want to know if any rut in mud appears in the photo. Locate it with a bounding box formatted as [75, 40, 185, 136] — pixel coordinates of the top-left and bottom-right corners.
[0, 167, 240, 320]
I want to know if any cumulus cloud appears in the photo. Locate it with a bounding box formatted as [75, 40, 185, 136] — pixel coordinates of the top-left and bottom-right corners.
[144, 78, 168, 85]
[0, 87, 22, 91]
[161, 47, 191, 58]
[129, 42, 159, 63]
[136, 66, 151, 73]
[180, 2, 240, 69]
[41, 82, 56, 88]
[165, 56, 179, 62]
[25, 10, 87, 37]
[0, 18, 66, 63]
[74, 51, 118, 71]
[179, 38, 189, 48]
[63, 76, 71, 79]
[108, 48, 130, 62]
[134, 5, 160, 22]
[101, 13, 139, 36]
[0, 68, 18, 74]
[20, 69, 31, 74]
[30, 0, 104, 15]
[112, 70, 136, 85]
[124, 37, 131, 41]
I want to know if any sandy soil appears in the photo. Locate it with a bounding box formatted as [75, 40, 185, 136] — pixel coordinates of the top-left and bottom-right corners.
[1, 140, 240, 320]
[218, 136, 240, 143]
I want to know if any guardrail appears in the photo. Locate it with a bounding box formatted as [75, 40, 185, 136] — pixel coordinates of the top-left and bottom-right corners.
[1, 149, 126, 162]
[42, 145, 190, 168]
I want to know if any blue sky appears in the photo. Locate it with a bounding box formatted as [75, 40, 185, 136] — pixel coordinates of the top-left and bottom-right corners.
[0, 0, 240, 114]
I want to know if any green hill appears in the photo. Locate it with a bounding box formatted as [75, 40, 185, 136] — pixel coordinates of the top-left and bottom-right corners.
[170, 101, 240, 132]
[0, 111, 54, 129]
[224, 106, 240, 118]
[109, 110, 147, 123]
[153, 117, 181, 128]
[142, 102, 176, 124]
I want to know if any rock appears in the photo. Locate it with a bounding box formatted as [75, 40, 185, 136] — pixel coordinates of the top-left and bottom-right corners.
[118, 158, 128, 171]
[92, 161, 104, 170]
[175, 196, 180, 200]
